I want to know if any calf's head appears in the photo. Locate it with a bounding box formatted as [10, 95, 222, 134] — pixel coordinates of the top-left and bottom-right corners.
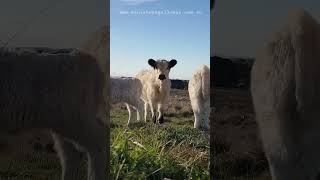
[148, 59, 177, 81]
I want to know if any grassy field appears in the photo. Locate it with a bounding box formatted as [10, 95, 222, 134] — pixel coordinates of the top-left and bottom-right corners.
[211, 87, 271, 180]
[0, 132, 89, 180]
[0, 89, 209, 180]
[110, 89, 210, 180]
[0, 87, 273, 180]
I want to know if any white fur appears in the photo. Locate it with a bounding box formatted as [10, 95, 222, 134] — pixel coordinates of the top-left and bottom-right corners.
[111, 77, 144, 125]
[134, 59, 177, 123]
[188, 65, 210, 130]
[251, 9, 320, 180]
[0, 48, 108, 180]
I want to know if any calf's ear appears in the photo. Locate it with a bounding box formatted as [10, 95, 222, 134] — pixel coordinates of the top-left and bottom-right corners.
[148, 59, 157, 69]
[168, 59, 177, 69]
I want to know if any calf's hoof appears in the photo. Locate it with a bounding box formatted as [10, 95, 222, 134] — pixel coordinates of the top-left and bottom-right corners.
[159, 115, 164, 124]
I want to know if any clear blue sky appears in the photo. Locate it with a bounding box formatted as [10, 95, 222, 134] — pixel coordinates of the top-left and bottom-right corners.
[213, 0, 320, 58]
[111, 0, 210, 80]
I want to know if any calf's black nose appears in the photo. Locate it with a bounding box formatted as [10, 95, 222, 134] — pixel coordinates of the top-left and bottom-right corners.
[158, 74, 166, 80]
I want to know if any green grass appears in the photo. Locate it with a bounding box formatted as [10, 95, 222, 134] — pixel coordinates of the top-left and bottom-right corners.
[0, 96, 209, 180]
[110, 109, 210, 180]
[0, 152, 88, 180]
[0, 152, 61, 180]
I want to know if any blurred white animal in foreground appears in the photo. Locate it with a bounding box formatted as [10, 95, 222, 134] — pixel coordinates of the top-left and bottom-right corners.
[0, 48, 108, 180]
[251, 9, 320, 180]
[188, 65, 210, 130]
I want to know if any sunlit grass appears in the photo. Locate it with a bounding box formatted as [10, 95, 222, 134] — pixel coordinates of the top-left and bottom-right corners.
[110, 109, 210, 180]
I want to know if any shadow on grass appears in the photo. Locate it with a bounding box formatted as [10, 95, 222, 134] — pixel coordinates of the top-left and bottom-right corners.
[210, 135, 269, 179]
[167, 111, 193, 118]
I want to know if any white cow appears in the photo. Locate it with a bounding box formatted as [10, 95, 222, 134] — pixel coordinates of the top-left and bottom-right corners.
[189, 65, 210, 130]
[111, 77, 144, 125]
[134, 59, 177, 124]
[251, 9, 320, 180]
[0, 48, 108, 180]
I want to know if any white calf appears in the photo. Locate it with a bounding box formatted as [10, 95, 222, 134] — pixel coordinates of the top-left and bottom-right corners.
[251, 9, 320, 180]
[135, 59, 177, 124]
[0, 48, 108, 180]
[111, 77, 144, 125]
[188, 65, 210, 130]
